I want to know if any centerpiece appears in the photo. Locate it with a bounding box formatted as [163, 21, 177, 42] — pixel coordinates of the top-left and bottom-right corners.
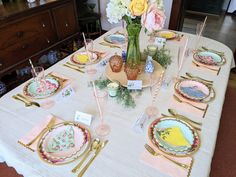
[106, 0, 166, 79]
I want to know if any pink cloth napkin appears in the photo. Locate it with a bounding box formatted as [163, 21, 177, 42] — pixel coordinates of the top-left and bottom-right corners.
[170, 93, 208, 118]
[47, 72, 72, 87]
[140, 143, 193, 177]
[18, 114, 63, 151]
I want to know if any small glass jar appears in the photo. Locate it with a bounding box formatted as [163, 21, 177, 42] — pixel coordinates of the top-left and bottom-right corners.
[107, 82, 119, 97]
[109, 54, 123, 73]
[125, 64, 139, 80]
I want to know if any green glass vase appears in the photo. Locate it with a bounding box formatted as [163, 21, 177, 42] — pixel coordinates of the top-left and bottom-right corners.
[126, 23, 142, 67]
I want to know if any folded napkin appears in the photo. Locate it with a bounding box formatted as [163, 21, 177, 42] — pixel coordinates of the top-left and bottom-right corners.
[47, 72, 71, 87]
[191, 60, 221, 75]
[18, 114, 63, 151]
[169, 93, 208, 118]
[140, 143, 193, 177]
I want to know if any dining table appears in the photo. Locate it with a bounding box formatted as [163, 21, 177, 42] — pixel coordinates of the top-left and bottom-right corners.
[0, 27, 235, 177]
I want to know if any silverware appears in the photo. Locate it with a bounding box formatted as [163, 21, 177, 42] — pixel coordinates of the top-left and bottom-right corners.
[185, 73, 213, 84]
[16, 94, 40, 107]
[78, 140, 109, 177]
[66, 62, 85, 69]
[72, 139, 100, 173]
[99, 42, 121, 49]
[192, 61, 219, 72]
[144, 144, 189, 169]
[26, 117, 56, 147]
[173, 95, 205, 111]
[12, 95, 32, 107]
[63, 64, 85, 73]
[168, 109, 202, 126]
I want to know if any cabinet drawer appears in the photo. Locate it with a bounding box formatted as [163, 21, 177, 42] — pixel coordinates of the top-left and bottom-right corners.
[52, 2, 77, 40]
[0, 11, 56, 50]
[0, 35, 52, 71]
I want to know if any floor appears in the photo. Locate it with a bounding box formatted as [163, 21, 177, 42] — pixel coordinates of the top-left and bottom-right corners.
[182, 13, 236, 51]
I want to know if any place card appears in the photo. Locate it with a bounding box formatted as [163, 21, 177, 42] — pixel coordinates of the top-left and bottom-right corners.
[155, 37, 166, 47]
[127, 80, 142, 90]
[74, 111, 93, 126]
[55, 85, 75, 102]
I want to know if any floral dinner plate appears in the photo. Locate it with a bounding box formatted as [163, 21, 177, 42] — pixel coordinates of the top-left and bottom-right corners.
[193, 51, 224, 66]
[37, 122, 91, 165]
[156, 30, 177, 40]
[70, 51, 99, 65]
[104, 34, 126, 45]
[23, 77, 61, 99]
[149, 117, 200, 157]
[175, 79, 210, 101]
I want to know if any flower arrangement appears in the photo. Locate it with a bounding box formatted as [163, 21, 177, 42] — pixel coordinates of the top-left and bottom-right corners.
[106, 0, 166, 33]
[106, 0, 166, 80]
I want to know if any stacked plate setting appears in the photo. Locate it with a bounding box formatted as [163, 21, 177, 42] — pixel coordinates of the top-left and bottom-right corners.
[37, 122, 91, 165]
[149, 117, 200, 157]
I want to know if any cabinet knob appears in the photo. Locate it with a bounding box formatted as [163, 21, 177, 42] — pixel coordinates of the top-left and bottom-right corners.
[47, 39, 50, 43]
[65, 23, 69, 27]
[42, 23, 46, 28]
[0, 63, 2, 67]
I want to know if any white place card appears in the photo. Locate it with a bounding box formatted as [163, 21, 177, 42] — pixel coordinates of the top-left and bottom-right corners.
[74, 111, 93, 126]
[127, 80, 142, 90]
[55, 85, 75, 102]
[155, 37, 166, 47]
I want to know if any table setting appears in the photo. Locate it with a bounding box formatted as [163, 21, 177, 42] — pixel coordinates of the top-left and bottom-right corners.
[0, 0, 235, 177]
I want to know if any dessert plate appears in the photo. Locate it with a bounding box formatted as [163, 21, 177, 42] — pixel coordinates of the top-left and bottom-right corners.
[193, 51, 225, 66]
[23, 77, 61, 99]
[149, 117, 200, 157]
[176, 79, 210, 101]
[156, 30, 177, 40]
[70, 51, 98, 65]
[37, 122, 91, 165]
[104, 34, 126, 45]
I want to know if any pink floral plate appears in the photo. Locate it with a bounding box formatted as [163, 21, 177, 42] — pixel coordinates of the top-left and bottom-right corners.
[23, 77, 61, 99]
[175, 79, 210, 101]
[37, 122, 91, 165]
[193, 51, 225, 66]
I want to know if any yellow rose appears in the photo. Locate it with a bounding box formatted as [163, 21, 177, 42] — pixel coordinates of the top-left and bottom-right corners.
[129, 0, 148, 16]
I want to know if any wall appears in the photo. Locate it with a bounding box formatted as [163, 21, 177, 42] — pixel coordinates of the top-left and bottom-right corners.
[97, 0, 174, 31]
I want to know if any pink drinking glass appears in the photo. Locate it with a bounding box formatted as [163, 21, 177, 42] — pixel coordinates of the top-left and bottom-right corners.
[94, 90, 110, 137]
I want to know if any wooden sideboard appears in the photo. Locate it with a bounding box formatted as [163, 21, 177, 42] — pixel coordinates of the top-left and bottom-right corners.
[0, 0, 79, 78]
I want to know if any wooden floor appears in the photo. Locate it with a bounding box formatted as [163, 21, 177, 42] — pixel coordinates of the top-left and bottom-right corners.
[183, 13, 236, 51]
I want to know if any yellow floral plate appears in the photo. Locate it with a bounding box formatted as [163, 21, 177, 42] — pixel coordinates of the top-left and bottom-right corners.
[156, 30, 177, 40]
[148, 116, 200, 157]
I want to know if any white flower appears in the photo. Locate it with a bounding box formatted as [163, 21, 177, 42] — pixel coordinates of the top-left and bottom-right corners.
[106, 0, 132, 24]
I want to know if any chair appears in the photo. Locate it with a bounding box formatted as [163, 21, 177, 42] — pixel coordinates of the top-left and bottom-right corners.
[77, 0, 102, 39]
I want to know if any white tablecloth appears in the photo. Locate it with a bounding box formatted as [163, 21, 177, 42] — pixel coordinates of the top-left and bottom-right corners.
[0, 27, 234, 177]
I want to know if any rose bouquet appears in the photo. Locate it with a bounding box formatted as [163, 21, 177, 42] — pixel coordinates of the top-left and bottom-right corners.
[106, 0, 165, 79]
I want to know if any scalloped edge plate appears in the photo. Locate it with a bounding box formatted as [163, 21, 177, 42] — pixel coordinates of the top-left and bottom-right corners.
[148, 117, 200, 157]
[104, 34, 126, 45]
[176, 79, 210, 101]
[23, 77, 61, 99]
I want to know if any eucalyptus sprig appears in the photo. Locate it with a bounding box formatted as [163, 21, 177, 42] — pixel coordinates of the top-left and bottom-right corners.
[143, 46, 172, 69]
[93, 79, 137, 108]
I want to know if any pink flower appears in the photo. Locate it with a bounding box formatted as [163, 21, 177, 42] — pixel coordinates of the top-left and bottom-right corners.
[141, 3, 166, 32]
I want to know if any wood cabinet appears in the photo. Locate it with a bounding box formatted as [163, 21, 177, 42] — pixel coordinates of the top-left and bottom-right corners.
[0, 0, 79, 77]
